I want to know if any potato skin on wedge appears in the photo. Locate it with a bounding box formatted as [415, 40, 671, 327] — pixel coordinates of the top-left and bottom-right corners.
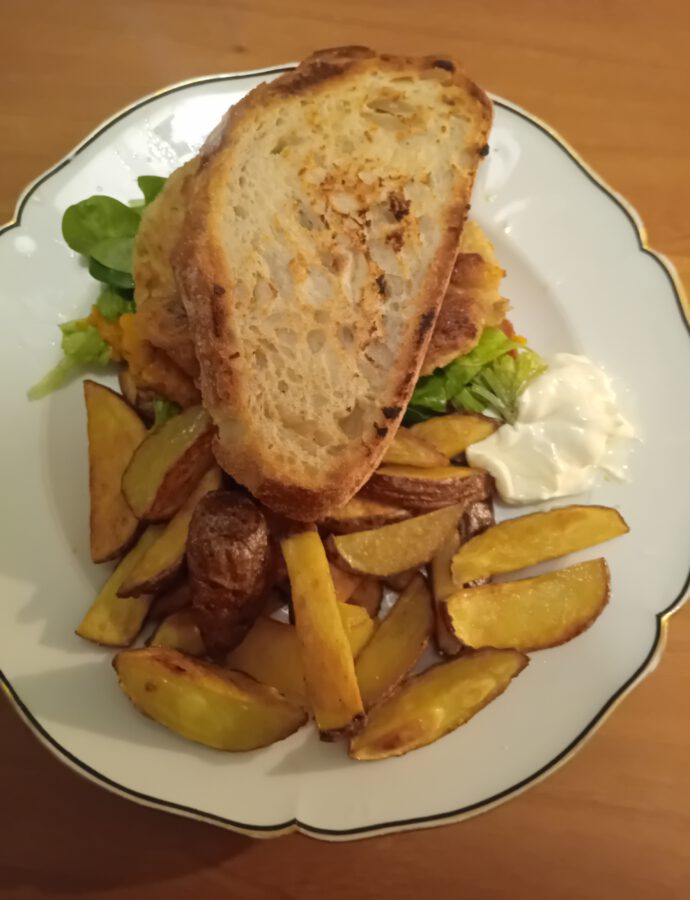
[122, 405, 214, 521]
[319, 496, 410, 535]
[452, 504, 629, 585]
[84, 380, 146, 563]
[361, 465, 491, 511]
[445, 558, 610, 651]
[350, 649, 528, 760]
[114, 648, 307, 751]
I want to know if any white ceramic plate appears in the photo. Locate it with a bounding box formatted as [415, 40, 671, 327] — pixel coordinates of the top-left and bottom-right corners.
[1, 67, 689, 841]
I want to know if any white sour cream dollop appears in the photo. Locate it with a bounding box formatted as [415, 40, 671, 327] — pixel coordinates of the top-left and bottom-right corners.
[466, 354, 635, 504]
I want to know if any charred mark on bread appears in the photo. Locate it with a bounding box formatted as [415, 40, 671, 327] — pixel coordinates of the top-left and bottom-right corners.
[382, 406, 401, 420]
[387, 230, 404, 252]
[389, 192, 411, 221]
[432, 59, 456, 72]
[374, 425, 388, 437]
[479, 143, 490, 157]
[213, 284, 226, 296]
[376, 274, 387, 295]
[418, 310, 436, 338]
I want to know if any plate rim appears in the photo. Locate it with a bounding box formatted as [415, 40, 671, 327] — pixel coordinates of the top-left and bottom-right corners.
[1, 65, 689, 842]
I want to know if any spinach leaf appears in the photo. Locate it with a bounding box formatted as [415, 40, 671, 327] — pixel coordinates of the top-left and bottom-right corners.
[62, 196, 140, 255]
[138, 175, 167, 206]
[88, 257, 134, 290]
[90, 235, 134, 274]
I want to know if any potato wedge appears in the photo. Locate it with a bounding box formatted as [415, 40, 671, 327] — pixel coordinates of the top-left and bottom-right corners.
[350, 649, 528, 760]
[430, 528, 463, 656]
[226, 604, 375, 702]
[122, 405, 214, 521]
[150, 610, 205, 656]
[361, 465, 491, 510]
[452, 505, 629, 585]
[84, 380, 146, 562]
[461, 498, 495, 544]
[188, 491, 271, 655]
[281, 531, 364, 737]
[118, 468, 222, 597]
[114, 647, 307, 751]
[148, 579, 191, 621]
[382, 429, 449, 467]
[76, 526, 163, 646]
[355, 574, 433, 708]
[348, 577, 384, 617]
[333, 504, 464, 577]
[319, 496, 410, 535]
[329, 562, 362, 604]
[409, 413, 498, 458]
[445, 559, 610, 651]
[383, 569, 418, 592]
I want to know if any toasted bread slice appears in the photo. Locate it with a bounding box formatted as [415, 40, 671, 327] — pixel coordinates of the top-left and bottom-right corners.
[421, 221, 508, 374]
[175, 47, 492, 520]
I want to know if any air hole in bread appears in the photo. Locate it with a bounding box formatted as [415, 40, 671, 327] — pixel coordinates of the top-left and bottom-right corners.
[338, 325, 354, 347]
[307, 329, 326, 353]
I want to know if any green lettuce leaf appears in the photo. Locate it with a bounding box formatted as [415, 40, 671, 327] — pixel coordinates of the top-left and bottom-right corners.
[90, 235, 135, 274]
[96, 288, 135, 321]
[28, 319, 111, 399]
[88, 256, 134, 290]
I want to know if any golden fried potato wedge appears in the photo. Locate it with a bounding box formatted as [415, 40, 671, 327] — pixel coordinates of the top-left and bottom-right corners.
[348, 577, 384, 617]
[282, 531, 365, 737]
[122, 405, 214, 521]
[329, 562, 362, 604]
[150, 610, 205, 656]
[84, 380, 146, 562]
[382, 429, 449, 467]
[409, 413, 498, 458]
[114, 647, 307, 751]
[446, 559, 610, 651]
[430, 528, 463, 656]
[226, 604, 375, 703]
[319, 496, 410, 534]
[76, 526, 163, 646]
[333, 504, 465, 577]
[361, 465, 491, 510]
[451, 505, 629, 585]
[350, 649, 528, 760]
[355, 574, 433, 709]
[118, 467, 222, 597]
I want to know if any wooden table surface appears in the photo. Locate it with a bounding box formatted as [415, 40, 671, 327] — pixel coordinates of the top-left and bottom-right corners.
[2, 1, 689, 897]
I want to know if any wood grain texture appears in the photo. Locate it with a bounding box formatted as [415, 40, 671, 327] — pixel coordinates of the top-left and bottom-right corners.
[1, 0, 689, 896]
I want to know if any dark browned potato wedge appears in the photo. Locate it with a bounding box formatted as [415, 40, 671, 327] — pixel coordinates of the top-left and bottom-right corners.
[84, 380, 146, 562]
[187, 490, 271, 656]
[118, 368, 156, 425]
[361, 465, 491, 511]
[381, 429, 449, 467]
[383, 569, 418, 592]
[319, 496, 410, 535]
[114, 647, 307, 751]
[118, 467, 222, 597]
[333, 504, 465, 577]
[409, 413, 498, 458]
[76, 526, 163, 646]
[281, 531, 364, 738]
[148, 579, 191, 621]
[355, 574, 433, 709]
[328, 562, 362, 603]
[347, 577, 384, 617]
[350, 649, 528, 760]
[149, 610, 205, 656]
[226, 604, 375, 703]
[445, 559, 610, 651]
[461, 498, 495, 544]
[122, 405, 214, 521]
[451, 505, 629, 585]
